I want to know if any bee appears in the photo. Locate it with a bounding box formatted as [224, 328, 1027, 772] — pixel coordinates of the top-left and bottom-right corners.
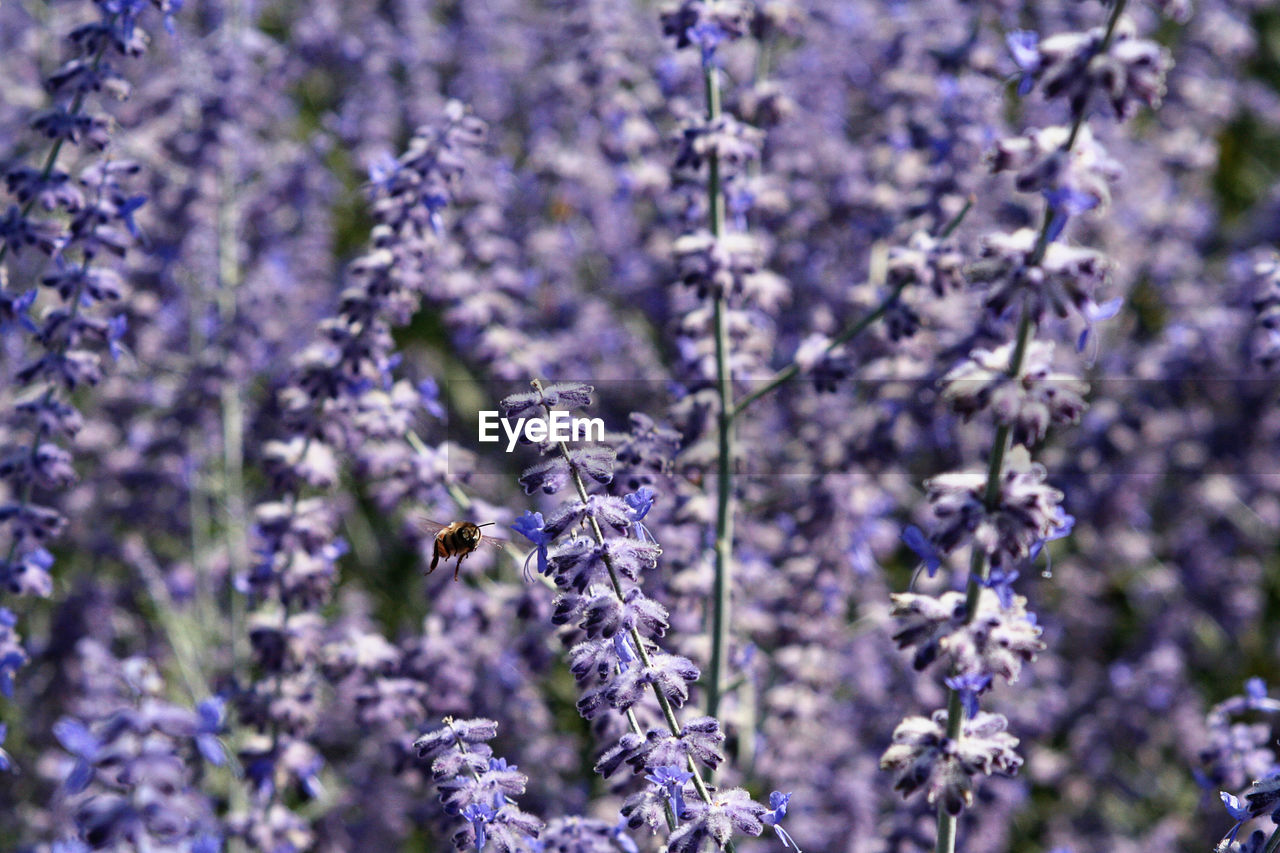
[410, 514, 505, 581]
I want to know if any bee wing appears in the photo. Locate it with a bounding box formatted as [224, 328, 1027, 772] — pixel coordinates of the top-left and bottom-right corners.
[410, 513, 507, 544]
[478, 536, 507, 552]
[407, 511, 450, 538]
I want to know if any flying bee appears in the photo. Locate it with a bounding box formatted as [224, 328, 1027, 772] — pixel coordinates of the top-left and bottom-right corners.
[410, 514, 506, 581]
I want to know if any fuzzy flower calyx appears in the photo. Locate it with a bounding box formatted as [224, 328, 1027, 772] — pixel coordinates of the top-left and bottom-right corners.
[942, 340, 1088, 445]
[880, 710, 1022, 816]
[924, 445, 1065, 567]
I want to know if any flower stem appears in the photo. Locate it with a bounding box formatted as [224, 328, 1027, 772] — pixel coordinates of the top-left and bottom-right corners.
[732, 195, 975, 420]
[732, 283, 902, 419]
[533, 380, 736, 852]
[218, 138, 251, 687]
[704, 58, 736, 744]
[930, 0, 1126, 835]
[0, 16, 114, 267]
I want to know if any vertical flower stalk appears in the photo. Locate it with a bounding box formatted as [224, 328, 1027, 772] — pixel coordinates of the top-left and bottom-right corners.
[703, 17, 736, 735]
[506, 379, 796, 852]
[0, 0, 174, 693]
[879, 2, 1170, 852]
[231, 103, 484, 848]
[49, 642, 224, 849]
[1203, 679, 1280, 852]
[412, 717, 543, 851]
[658, 0, 755, 729]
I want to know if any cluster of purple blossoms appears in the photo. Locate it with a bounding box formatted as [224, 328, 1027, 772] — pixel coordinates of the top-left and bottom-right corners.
[506, 380, 796, 853]
[880, 0, 1172, 846]
[1249, 254, 1280, 370]
[1206, 680, 1280, 851]
[0, 0, 175, 694]
[413, 717, 543, 852]
[231, 103, 485, 846]
[1, 0, 1278, 850]
[47, 641, 223, 850]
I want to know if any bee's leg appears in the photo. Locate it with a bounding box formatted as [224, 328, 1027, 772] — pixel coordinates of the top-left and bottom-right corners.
[428, 542, 441, 575]
[453, 555, 463, 582]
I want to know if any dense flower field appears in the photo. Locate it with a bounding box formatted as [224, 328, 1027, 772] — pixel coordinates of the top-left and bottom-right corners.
[2, 0, 1280, 851]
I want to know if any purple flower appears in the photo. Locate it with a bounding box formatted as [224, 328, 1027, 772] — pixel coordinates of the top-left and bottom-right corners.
[1221, 790, 1251, 847]
[605, 649, 700, 713]
[613, 633, 637, 666]
[116, 194, 146, 239]
[1028, 506, 1076, 575]
[686, 21, 726, 68]
[195, 697, 226, 766]
[0, 609, 27, 699]
[2, 547, 55, 597]
[660, 1, 750, 51]
[367, 150, 401, 192]
[1043, 185, 1100, 243]
[1076, 296, 1124, 355]
[667, 787, 766, 852]
[598, 718, 725, 777]
[52, 717, 102, 794]
[579, 587, 670, 640]
[0, 723, 12, 773]
[461, 801, 496, 851]
[623, 487, 655, 521]
[902, 524, 942, 577]
[624, 487, 658, 542]
[106, 314, 128, 361]
[610, 817, 640, 853]
[1006, 30, 1041, 96]
[499, 381, 594, 419]
[945, 672, 994, 718]
[890, 587, 1044, 681]
[982, 567, 1020, 610]
[413, 718, 542, 849]
[881, 711, 1023, 816]
[0, 289, 37, 334]
[512, 510, 551, 581]
[646, 765, 694, 819]
[417, 377, 446, 418]
[762, 792, 800, 851]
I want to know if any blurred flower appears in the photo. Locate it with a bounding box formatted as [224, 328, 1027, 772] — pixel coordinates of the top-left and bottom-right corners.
[881, 710, 1022, 816]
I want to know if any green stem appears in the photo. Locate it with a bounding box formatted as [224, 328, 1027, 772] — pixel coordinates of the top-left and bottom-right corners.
[704, 57, 736, 745]
[212, 7, 253, 841]
[1066, 0, 1129, 151]
[732, 282, 904, 419]
[133, 546, 212, 705]
[732, 195, 975, 420]
[940, 195, 976, 240]
[213, 111, 252, 829]
[933, 325, 1026, 853]
[217, 137, 251, 691]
